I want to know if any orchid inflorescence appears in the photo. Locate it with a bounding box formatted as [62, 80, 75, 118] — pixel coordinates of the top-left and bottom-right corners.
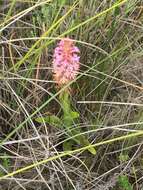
[53, 38, 80, 85]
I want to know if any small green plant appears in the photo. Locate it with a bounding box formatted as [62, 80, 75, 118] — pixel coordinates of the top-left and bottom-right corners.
[119, 153, 129, 162]
[118, 175, 133, 190]
[0, 153, 11, 176]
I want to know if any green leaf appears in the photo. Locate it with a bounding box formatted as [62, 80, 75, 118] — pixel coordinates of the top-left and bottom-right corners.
[69, 128, 96, 155]
[57, 0, 66, 5]
[70, 111, 80, 119]
[62, 111, 79, 125]
[35, 115, 63, 128]
[79, 136, 96, 155]
[63, 140, 74, 152]
[114, 6, 120, 17]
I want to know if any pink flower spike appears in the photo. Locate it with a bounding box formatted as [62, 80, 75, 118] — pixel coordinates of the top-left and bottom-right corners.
[53, 38, 80, 86]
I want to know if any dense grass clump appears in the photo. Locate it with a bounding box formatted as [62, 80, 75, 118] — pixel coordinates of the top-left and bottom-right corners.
[0, 0, 143, 189]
